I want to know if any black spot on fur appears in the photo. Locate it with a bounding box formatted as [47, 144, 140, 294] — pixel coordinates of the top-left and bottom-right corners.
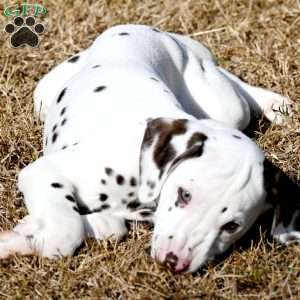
[62, 145, 68, 150]
[52, 124, 58, 132]
[116, 175, 125, 185]
[101, 204, 110, 210]
[61, 118, 67, 126]
[101, 179, 107, 185]
[99, 193, 108, 201]
[221, 207, 228, 213]
[105, 167, 114, 176]
[150, 77, 159, 82]
[140, 211, 153, 217]
[119, 32, 130, 36]
[168, 207, 172, 212]
[73, 207, 80, 213]
[68, 55, 80, 63]
[52, 132, 58, 144]
[121, 199, 127, 204]
[94, 86, 106, 92]
[57, 88, 66, 104]
[72, 188, 99, 215]
[65, 195, 75, 202]
[127, 199, 141, 210]
[51, 182, 63, 188]
[60, 107, 67, 116]
[130, 177, 137, 187]
[76, 205, 93, 215]
[233, 134, 242, 139]
[147, 180, 156, 189]
[168, 235, 174, 239]
[93, 207, 102, 213]
[92, 65, 101, 68]
[128, 192, 135, 197]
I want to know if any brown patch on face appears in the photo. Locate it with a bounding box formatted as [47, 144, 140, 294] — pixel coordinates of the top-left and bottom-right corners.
[171, 143, 206, 170]
[169, 132, 207, 169]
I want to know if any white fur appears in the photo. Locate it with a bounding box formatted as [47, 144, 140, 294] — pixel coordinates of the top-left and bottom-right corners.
[0, 25, 295, 272]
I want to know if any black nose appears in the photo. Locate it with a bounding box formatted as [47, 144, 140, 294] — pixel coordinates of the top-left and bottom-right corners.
[164, 252, 178, 271]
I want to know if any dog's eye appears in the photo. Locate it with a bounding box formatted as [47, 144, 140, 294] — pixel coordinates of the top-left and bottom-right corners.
[220, 221, 240, 233]
[177, 187, 192, 205]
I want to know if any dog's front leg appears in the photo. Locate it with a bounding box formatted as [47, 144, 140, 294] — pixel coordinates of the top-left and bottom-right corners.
[82, 213, 128, 241]
[219, 68, 294, 124]
[0, 157, 85, 259]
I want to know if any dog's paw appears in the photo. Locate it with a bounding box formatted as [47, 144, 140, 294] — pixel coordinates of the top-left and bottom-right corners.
[263, 93, 293, 124]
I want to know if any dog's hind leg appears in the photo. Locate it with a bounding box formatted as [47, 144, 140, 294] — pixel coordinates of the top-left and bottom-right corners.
[170, 32, 293, 126]
[181, 51, 251, 130]
[0, 157, 85, 259]
[218, 68, 293, 124]
[167, 33, 250, 129]
[34, 49, 89, 122]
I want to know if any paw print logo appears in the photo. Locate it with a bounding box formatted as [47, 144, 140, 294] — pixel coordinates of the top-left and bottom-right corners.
[4, 16, 44, 48]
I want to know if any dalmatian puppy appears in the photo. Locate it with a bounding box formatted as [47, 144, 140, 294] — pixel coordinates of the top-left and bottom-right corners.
[0, 24, 298, 273]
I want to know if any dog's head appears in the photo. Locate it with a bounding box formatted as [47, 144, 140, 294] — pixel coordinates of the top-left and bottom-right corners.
[139, 118, 268, 273]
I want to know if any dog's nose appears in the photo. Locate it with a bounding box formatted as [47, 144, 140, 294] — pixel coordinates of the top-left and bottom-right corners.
[164, 252, 190, 273]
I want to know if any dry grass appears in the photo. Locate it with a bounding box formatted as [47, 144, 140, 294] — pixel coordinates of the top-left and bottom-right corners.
[0, 0, 300, 299]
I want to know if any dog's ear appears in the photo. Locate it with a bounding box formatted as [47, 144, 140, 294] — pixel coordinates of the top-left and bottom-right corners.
[264, 159, 300, 244]
[138, 118, 207, 203]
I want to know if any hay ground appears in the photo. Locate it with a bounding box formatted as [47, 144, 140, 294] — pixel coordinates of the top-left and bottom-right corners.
[0, 0, 300, 299]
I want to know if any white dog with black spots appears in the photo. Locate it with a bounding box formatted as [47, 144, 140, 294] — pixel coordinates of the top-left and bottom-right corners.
[1, 24, 299, 273]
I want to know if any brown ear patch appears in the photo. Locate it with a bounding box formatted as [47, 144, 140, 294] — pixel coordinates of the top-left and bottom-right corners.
[142, 118, 187, 150]
[141, 119, 157, 149]
[145, 119, 187, 178]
